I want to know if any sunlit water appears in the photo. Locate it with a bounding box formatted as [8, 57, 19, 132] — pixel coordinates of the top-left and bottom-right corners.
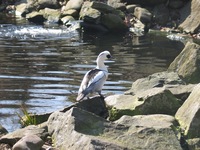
[0, 22, 184, 132]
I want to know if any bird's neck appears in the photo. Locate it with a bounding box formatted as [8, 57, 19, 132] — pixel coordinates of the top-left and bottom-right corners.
[96, 58, 107, 71]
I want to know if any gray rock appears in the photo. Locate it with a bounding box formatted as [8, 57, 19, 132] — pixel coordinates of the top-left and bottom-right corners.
[125, 71, 184, 95]
[61, 96, 109, 119]
[0, 125, 48, 145]
[178, 0, 200, 34]
[107, 0, 126, 11]
[101, 13, 127, 32]
[134, 7, 152, 24]
[26, 11, 45, 23]
[175, 83, 200, 138]
[61, 16, 75, 25]
[126, 4, 139, 13]
[15, 2, 27, 16]
[168, 0, 184, 9]
[40, 8, 61, 23]
[153, 4, 169, 26]
[168, 42, 200, 83]
[0, 125, 8, 137]
[64, 0, 83, 11]
[105, 88, 181, 121]
[61, 9, 79, 18]
[187, 138, 200, 150]
[79, 1, 101, 24]
[37, 0, 60, 9]
[123, 0, 167, 6]
[12, 134, 44, 150]
[48, 107, 182, 149]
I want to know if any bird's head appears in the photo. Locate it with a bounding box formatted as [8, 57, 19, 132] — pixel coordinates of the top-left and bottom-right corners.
[97, 51, 112, 61]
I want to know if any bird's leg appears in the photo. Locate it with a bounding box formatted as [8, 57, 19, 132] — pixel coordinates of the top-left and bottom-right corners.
[98, 91, 104, 98]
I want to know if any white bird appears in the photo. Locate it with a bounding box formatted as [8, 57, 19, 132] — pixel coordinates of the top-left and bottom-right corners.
[76, 51, 112, 101]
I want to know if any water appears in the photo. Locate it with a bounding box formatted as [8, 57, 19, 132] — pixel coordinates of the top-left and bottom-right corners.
[0, 19, 184, 132]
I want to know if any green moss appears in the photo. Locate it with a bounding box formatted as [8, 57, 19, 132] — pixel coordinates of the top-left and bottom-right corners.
[108, 107, 141, 121]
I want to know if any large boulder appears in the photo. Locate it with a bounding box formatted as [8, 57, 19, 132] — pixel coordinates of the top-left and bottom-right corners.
[168, 42, 200, 84]
[105, 88, 181, 121]
[47, 107, 182, 149]
[178, 0, 200, 34]
[175, 83, 200, 139]
[125, 71, 185, 95]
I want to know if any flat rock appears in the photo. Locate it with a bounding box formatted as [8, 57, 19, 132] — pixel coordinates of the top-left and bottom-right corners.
[125, 71, 184, 95]
[105, 88, 181, 120]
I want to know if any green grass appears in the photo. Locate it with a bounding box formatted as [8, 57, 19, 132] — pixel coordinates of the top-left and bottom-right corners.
[16, 104, 37, 127]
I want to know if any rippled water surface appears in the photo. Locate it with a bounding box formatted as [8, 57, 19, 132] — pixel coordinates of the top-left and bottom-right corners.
[0, 21, 184, 132]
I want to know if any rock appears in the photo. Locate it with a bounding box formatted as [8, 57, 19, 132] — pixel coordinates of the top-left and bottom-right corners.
[126, 4, 139, 13]
[125, 71, 184, 95]
[107, 0, 126, 11]
[123, 0, 167, 6]
[15, 2, 27, 16]
[37, 0, 60, 10]
[168, 42, 200, 84]
[61, 16, 75, 25]
[0, 125, 8, 137]
[61, 9, 79, 18]
[153, 4, 169, 26]
[40, 8, 61, 23]
[79, 1, 101, 24]
[187, 138, 200, 150]
[0, 143, 12, 150]
[64, 0, 83, 11]
[134, 7, 152, 24]
[105, 88, 181, 121]
[26, 11, 45, 24]
[175, 83, 200, 138]
[48, 107, 182, 149]
[101, 13, 127, 32]
[166, 84, 196, 102]
[12, 134, 44, 150]
[61, 97, 109, 119]
[168, 0, 184, 9]
[0, 125, 48, 145]
[178, 0, 200, 34]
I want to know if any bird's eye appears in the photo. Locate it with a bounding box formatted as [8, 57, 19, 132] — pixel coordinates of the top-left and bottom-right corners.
[107, 55, 111, 58]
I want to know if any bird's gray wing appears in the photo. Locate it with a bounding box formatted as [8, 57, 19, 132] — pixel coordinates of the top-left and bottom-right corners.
[77, 69, 101, 101]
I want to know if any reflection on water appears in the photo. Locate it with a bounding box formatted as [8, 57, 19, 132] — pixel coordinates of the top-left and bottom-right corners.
[0, 24, 184, 132]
